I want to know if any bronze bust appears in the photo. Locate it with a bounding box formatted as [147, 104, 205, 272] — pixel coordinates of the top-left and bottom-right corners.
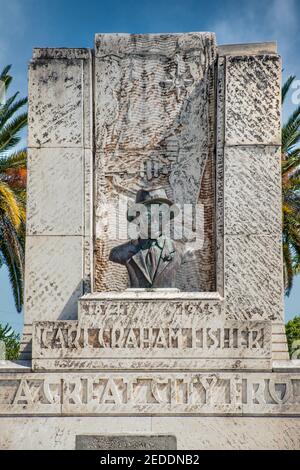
[109, 189, 184, 288]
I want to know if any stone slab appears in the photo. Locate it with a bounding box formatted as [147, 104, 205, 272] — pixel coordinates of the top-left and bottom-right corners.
[0, 371, 299, 416]
[1, 416, 299, 450]
[225, 55, 281, 146]
[32, 48, 91, 59]
[75, 434, 177, 450]
[95, 32, 216, 57]
[28, 56, 91, 148]
[0, 416, 300, 451]
[224, 146, 282, 235]
[218, 42, 277, 56]
[0, 361, 31, 371]
[31, 317, 272, 371]
[224, 235, 284, 321]
[24, 236, 83, 324]
[0, 416, 152, 450]
[93, 32, 216, 293]
[151, 416, 300, 450]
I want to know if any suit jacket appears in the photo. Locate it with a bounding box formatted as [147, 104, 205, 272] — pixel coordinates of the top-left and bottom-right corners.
[109, 236, 184, 288]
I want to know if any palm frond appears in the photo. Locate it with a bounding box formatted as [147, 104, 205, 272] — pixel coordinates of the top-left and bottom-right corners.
[0, 96, 27, 125]
[0, 65, 11, 77]
[0, 112, 27, 153]
[0, 234, 23, 312]
[0, 181, 24, 229]
[283, 240, 293, 295]
[282, 75, 296, 104]
[0, 149, 27, 170]
[284, 103, 300, 129]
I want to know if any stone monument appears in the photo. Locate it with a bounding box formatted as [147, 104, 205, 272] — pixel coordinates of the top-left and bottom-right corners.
[0, 33, 300, 450]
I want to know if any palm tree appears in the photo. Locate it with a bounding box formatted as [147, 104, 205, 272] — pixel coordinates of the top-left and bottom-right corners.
[282, 75, 300, 295]
[0, 65, 27, 312]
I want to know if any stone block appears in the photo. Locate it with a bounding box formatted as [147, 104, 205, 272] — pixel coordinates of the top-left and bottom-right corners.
[151, 416, 300, 449]
[224, 235, 284, 320]
[225, 55, 281, 145]
[218, 42, 277, 56]
[224, 146, 282, 235]
[31, 315, 272, 371]
[0, 416, 152, 450]
[24, 236, 83, 323]
[26, 148, 84, 236]
[28, 57, 91, 148]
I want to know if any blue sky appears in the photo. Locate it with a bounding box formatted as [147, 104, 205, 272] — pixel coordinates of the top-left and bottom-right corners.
[0, 0, 299, 333]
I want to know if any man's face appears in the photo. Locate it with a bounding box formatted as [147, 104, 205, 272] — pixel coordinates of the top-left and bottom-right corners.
[138, 203, 168, 239]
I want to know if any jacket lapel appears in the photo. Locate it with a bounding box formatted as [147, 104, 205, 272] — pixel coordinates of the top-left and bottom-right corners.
[130, 248, 152, 284]
[154, 238, 176, 281]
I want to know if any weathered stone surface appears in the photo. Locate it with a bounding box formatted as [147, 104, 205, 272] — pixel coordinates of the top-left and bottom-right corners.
[83, 149, 93, 292]
[0, 371, 299, 416]
[31, 314, 272, 370]
[24, 236, 83, 324]
[215, 57, 225, 297]
[224, 146, 282, 235]
[28, 57, 91, 148]
[75, 434, 177, 450]
[151, 416, 300, 450]
[218, 42, 277, 57]
[225, 55, 281, 146]
[26, 148, 84, 235]
[224, 235, 284, 321]
[32, 48, 91, 59]
[1, 416, 299, 450]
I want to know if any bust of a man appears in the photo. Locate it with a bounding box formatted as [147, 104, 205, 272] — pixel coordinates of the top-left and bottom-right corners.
[109, 189, 184, 288]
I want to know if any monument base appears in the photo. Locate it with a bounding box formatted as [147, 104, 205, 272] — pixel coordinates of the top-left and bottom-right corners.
[1, 358, 300, 449]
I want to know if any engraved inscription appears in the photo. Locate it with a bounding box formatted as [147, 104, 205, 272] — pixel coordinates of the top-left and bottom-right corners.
[37, 324, 266, 351]
[1, 373, 298, 415]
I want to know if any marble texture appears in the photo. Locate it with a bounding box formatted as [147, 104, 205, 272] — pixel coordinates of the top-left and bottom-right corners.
[94, 32, 217, 293]
[224, 235, 284, 321]
[1, 416, 299, 450]
[224, 146, 282, 235]
[28, 54, 91, 148]
[225, 55, 281, 146]
[26, 148, 84, 236]
[31, 315, 272, 371]
[0, 371, 299, 416]
[24, 236, 83, 324]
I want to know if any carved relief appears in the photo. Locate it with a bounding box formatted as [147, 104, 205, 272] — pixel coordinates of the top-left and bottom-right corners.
[93, 33, 216, 292]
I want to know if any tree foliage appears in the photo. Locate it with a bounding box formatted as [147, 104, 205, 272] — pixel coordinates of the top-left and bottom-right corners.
[0, 65, 27, 312]
[0, 322, 20, 360]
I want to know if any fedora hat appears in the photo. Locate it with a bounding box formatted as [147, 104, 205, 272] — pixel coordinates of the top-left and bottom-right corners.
[127, 188, 179, 222]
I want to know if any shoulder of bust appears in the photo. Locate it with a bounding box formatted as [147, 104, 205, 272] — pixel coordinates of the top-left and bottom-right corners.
[109, 240, 138, 264]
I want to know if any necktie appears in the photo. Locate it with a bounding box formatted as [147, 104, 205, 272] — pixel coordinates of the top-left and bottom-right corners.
[146, 244, 157, 282]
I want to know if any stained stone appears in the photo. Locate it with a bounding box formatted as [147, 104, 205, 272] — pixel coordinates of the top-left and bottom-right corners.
[225, 55, 281, 146]
[224, 235, 284, 321]
[24, 236, 83, 324]
[26, 148, 84, 236]
[224, 146, 282, 235]
[28, 55, 91, 148]
[75, 434, 177, 450]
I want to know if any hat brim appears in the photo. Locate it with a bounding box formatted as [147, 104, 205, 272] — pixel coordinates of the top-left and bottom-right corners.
[127, 198, 180, 222]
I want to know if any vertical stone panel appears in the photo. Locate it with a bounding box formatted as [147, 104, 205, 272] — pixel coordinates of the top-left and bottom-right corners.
[20, 49, 93, 359]
[218, 50, 284, 322]
[93, 33, 217, 292]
